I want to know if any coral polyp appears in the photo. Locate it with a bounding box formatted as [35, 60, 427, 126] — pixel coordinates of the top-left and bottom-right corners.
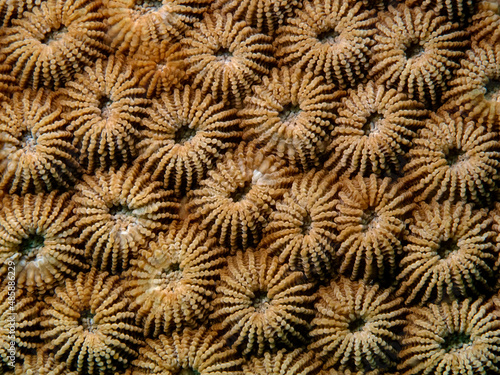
[0, 89, 80, 194]
[138, 85, 240, 195]
[240, 67, 344, 170]
[370, 4, 469, 106]
[0, 0, 109, 88]
[261, 169, 339, 279]
[177, 11, 275, 108]
[275, 0, 377, 88]
[60, 56, 149, 172]
[187, 144, 296, 250]
[310, 277, 405, 372]
[41, 269, 143, 373]
[400, 298, 500, 375]
[0, 192, 85, 293]
[73, 165, 179, 274]
[211, 249, 315, 356]
[126, 221, 226, 335]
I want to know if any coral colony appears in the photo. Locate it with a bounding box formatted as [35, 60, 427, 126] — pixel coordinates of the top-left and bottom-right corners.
[1, 0, 500, 374]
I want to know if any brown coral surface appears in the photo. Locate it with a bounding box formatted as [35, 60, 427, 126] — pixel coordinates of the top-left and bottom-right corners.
[130, 41, 185, 98]
[403, 111, 500, 205]
[129, 326, 243, 375]
[334, 174, 413, 282]
[468, 1, 500, 44]
[397, 200, 498, 305]
[106, 0, 211, 55]
[212, 0, 300, 35]
[325, 80, 427, 176]
[243, 348, 322, 375]
[12, 350, 77, 375]
[405, 0, 476, 23]
[0, 290, 45, 365]
[443, 41, 500, 131]
[2, 0, 500, 374]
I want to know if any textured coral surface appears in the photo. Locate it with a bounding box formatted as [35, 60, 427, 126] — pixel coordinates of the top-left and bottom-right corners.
[1, 0, 500, 374]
